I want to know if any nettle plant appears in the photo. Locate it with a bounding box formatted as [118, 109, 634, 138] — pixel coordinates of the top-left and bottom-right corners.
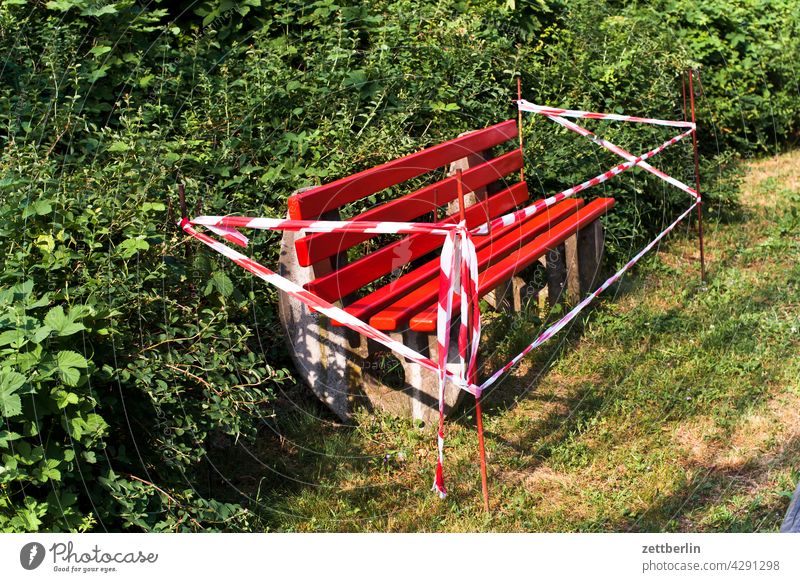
[0, 282, 99, 531]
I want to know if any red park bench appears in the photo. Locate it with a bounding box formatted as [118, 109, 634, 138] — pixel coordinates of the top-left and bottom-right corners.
[277, 119, 615, 423]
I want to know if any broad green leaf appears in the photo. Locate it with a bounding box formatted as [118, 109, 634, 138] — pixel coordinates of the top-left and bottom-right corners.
[212, 271, 233, 297]
[67, 418, 84, 441]
[89, 45, 113, 57]
[88, 65, 109, 83]
[32, 326, 51, 343]
[0, 431, 21, 448]
[44, 306, 85, 337]
[54, 389, 80, 409]
[0, 369, 26, 418]
[141, 202, 166, 213]
[22, 200, 52, 218]
[67, 416, 100, 441]
[2, 454, 18, 471]
[82, 5, 118, 17]
[83, 414, 109, 438]
[19, 507, 43, 531]
[14, 344, 42, 373]
[0, 329, 27, 348]
[117, 237, 150, 258]
[1, 279, 35, 304]
[107, 141, 130, 153]
[45, 0, 79, 12]
[36, 458, 62, 482]
[55, 351, 88, 387]
[40, 466, 61, 482]
[27, 293, 51, 310]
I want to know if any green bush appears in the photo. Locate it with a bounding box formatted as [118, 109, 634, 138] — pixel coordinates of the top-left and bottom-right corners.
[0, 138, 290, 531]
[653, 0, 800, 152]
[0, 0, 798, 531]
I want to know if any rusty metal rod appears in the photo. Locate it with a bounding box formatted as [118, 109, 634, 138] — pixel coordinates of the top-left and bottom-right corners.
[178, 183, 187, 218]
[456, 168, 490, 512]
[688, 69, 706, 283]
[517, 76, 525, 184]
[475, 396, 490, 512]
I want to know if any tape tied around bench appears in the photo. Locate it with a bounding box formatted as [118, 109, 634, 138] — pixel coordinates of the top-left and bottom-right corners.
[182, 99, 705, 499]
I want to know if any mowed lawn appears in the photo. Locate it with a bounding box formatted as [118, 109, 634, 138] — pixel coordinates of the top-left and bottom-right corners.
[216, 151, 800, 532]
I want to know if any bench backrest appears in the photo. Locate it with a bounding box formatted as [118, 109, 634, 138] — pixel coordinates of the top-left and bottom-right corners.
[288, 119, 526, 302]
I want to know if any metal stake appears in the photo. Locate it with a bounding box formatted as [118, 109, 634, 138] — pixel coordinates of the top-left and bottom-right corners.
[178, 183, 187, 218]
[457, 169, 490, 512]
[688, 70, 706, 283]
[517, 77, 525, 184]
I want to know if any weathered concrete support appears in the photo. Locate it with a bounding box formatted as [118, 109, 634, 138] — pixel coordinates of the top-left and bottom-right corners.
[564, 233, 580, 304]
[446, 134, 491, 214]
[278, 221, 365, 421]
[576, 219, 605, 295]
[560, 218, 607, 304]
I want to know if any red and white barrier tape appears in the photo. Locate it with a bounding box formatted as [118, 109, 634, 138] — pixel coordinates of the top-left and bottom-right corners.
[432, 227, 482, 497]
[191, 215, 462, 249]
[473, 127, 694, 235]
[477, 201, 699, 394]
[191, 215, 461, 236]
[545, 115, 699, 200]
[180, 218, 477, 396]
[517, 99, 695, 129]
[433, 230, 460, 498]
[183, 214, 482, 498]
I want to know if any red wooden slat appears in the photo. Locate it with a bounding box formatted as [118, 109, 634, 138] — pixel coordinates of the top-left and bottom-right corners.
[309, 181, 529, 303]
[295, 148, 524, 266]
[287, 120, 518, 219]
[407, 198, 617, 332]
[367, 199, 589, 330]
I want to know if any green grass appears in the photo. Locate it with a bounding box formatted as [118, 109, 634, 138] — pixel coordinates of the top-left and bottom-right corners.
[209, 151, 800, 532]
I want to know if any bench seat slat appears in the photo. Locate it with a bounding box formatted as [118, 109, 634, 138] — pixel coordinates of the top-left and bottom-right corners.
[307, 181, 529, 302]
[287, 120, 519, 220]
[365, 199, 588, 330]
[406, 197, 617, 332]
[295, 148, 524, 266]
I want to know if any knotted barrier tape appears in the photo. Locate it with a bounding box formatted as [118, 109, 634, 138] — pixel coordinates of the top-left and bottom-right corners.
[180, 217, 478, 396]
[516, 99, 696, 129]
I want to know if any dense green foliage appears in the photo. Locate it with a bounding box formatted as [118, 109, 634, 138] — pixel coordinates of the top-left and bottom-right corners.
[0, 0, 798, 531]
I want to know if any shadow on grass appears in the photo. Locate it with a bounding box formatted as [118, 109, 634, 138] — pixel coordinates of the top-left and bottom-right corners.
[621, 436, 800, 533]
[200, 382, 374, 525]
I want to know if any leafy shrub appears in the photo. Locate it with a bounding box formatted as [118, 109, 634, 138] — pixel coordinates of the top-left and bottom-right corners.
[652, 0, 800, 152]
[0, 137, 289, 531]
